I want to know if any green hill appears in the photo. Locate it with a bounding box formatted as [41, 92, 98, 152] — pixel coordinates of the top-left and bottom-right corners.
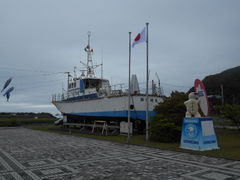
[203, 66, 240, 105]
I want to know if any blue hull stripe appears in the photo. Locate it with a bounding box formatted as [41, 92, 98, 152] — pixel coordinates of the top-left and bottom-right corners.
[66, 110, 156, 120]
[64, 93, 98, 101]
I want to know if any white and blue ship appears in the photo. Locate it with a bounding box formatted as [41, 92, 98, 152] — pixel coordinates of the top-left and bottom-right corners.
[52, 32, 163, 131]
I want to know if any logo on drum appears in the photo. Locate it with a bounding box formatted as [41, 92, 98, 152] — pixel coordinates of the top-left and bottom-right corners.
[185, 124, 198, 138]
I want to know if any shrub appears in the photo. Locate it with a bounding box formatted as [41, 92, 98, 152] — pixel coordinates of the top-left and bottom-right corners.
[222, 105, 240, 130]
[149, 91, 187, 142]
[150, 115, 181, 142]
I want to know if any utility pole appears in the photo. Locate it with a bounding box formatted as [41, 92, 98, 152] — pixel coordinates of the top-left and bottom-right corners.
[220, 84, 224, 106]
[220, 84, 224, 128]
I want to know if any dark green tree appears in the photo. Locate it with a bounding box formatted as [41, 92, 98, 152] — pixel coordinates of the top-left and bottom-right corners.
[149, 91, 188, 142]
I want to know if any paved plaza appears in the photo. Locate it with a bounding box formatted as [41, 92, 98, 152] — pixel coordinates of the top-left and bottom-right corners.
[0, 128, 239, 180]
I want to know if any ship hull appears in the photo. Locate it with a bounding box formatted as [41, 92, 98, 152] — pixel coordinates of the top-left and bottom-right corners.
[52, 95, 162, 121]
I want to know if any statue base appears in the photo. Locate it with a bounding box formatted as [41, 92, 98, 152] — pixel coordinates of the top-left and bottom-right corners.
[180, 117, 219, 151]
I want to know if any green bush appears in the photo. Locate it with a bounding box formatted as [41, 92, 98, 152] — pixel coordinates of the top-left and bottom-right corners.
[150, 115, 181, 142]
[149, 91, 187, 142]
[222, 105, 240, 130]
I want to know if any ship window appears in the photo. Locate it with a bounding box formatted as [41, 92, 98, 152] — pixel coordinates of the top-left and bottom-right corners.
[155, 99, 158, 102]
[150, 99, 153, 102]
[85, 79, 101, 89]
[140, 98, 144, 101]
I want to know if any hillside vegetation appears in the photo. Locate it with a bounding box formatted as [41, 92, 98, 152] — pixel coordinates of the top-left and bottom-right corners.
[203, 66, 240, 105]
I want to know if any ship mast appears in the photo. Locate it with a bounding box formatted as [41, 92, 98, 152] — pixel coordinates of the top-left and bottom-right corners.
[85, 31, 94, 78]
[80, 31, 102, 78]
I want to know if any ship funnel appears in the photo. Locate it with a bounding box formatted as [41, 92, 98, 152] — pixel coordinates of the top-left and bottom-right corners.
[130, 74, 140, 94]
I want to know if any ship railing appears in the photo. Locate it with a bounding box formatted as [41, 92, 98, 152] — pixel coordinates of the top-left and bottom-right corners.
[110, 90, 124, 96]
[52, 93, 69, 101]
[52, 83, 139, 101]
[52, 90, 96, 101]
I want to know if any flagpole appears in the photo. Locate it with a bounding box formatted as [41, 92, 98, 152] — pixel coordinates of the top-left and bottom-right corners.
[127, 32, 132, 143]
[146, 22, 149, 142]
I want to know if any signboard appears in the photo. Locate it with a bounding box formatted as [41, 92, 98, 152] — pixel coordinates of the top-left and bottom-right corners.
[194, 79, 209, 117]
[120, 121, 132, 134]
[180, 117, 219, 151]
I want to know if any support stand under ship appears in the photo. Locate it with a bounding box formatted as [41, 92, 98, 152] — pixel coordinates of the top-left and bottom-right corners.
[52, 32, 164, 133]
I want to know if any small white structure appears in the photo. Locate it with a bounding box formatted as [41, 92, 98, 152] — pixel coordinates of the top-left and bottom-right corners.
[120, 121, 132, 134]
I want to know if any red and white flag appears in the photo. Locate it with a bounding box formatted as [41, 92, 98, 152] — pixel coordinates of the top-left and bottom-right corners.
[132, 27, 146, 48]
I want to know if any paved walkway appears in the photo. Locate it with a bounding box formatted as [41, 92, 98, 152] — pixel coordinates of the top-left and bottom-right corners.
[0, 128, 239, 180]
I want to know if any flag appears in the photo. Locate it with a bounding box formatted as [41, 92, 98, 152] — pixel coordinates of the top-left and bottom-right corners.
[3, 86, 14, 102]
[1, 78, 12, 93]
[132, 27, 146, 48]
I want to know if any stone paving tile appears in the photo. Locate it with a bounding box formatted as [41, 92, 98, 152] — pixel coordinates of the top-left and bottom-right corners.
[0, 128, 240, 180]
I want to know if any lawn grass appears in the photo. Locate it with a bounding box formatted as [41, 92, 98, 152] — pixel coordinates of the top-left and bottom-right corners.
[26, 126, 240, 160]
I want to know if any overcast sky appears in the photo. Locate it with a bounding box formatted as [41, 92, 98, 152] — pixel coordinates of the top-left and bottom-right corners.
[0, 0, 239, 114]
